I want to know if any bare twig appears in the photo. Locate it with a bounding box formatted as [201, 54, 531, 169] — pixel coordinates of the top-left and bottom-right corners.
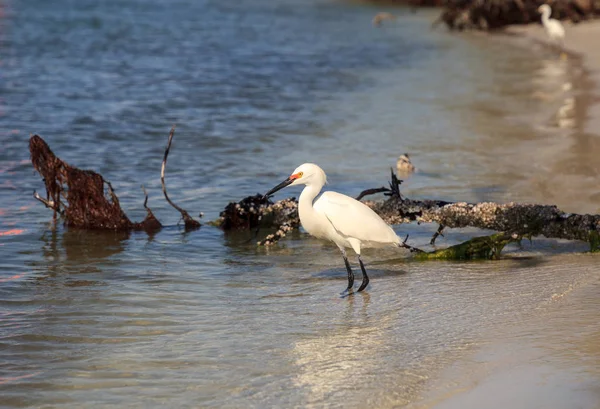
[355, 168, 402, 201]
[399, 234, 425, 253]
[430, 224, 445, 245]
[355, 187, 391, 201]
[141, 185, 150, 209]
[33, 190, 64, 216]
[161, 125, 201, 231]
[386, 167, 402, 198]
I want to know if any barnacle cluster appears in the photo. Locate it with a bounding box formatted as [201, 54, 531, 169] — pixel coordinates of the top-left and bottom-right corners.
[217, 194, 272, 230]
[257, 222, 296, 247]
[261, 197, 299, 226]
[256, 198, 300, 246]
[216, 194, 300, 245]
[363, 200, 413, 225]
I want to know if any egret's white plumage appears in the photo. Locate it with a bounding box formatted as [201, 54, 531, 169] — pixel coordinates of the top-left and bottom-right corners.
[265, 163, 401, 292]
[313, 191, 400, 248]
[538, 4, 565, 49]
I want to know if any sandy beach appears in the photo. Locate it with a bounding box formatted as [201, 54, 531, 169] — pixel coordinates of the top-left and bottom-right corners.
[411, 20, 600, 409]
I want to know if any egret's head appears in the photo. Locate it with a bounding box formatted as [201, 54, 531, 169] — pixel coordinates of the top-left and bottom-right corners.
[538, 4, 551, 15]
[264, 163, 327, 198]
[289, 163, 327, 187]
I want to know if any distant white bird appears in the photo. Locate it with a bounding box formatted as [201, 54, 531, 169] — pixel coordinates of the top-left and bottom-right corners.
[264, 163, 402, 293]
[538, 4, 565, 50]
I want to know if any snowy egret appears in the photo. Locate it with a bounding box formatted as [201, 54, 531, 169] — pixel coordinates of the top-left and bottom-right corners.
[538, 4, 565, 50]
[264, 163, 403, 293]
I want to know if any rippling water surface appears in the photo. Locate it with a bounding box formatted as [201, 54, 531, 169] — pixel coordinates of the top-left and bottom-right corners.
[1, 0, 599, 407]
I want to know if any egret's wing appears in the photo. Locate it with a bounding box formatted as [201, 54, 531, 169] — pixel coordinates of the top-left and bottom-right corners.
[314, 191, 399, 244]
[547, 20, 565, 39]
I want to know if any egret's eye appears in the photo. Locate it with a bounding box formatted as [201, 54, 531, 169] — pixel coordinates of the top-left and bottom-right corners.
[297, 172, 304, 178]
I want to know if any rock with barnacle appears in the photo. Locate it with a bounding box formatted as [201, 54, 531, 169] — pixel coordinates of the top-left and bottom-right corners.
[215, 194, 299, 231]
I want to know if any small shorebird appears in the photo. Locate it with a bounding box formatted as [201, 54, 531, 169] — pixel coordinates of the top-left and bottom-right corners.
[264, 163, 403, 293]
[372, 12, 396, 27]
[397, 153, 416, 175]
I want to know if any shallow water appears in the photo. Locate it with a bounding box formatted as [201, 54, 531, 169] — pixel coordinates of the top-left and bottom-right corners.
[1, 0, 599, 407]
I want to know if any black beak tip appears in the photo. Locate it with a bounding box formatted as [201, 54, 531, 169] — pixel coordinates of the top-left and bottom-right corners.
[263, 177, 294, 200]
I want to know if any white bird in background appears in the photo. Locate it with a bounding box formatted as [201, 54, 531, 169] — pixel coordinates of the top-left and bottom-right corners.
[538, 4, 565, 51]
[264, 163, 403, 293]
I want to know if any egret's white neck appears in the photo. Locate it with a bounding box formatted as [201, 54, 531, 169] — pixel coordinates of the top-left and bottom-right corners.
[299, 182, 323, 209]
[298, 181, 324, 227]
[541, 8, 551, 22]
[294, 167, 328, 231]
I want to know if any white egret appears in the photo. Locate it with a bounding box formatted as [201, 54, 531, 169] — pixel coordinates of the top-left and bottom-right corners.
[264, 163, 403, 293]
[538, 4, 565, 50]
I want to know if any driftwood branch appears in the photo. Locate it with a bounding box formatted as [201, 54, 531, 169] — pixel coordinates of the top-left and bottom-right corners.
[355, 168, 403, 200]
[399, 234, 425, 253]
[30, 134, 137, 230]
[415, 232, 524, 260]
[368, 196, 600, 246]
[160, 125, 201, 231]
[30, 130, 192, 233]
[225, 169, 600, 256]
[355, 187, 390, 201]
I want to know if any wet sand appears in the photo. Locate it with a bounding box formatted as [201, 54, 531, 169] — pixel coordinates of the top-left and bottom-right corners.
[410, 258, 600, 409]
[509, 20, 600, 138]
[507, 21, 600, 215]
[409, 20, 600, 409]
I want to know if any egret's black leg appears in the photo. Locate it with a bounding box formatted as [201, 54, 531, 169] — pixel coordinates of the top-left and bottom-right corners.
[357, 256, 370, 292]
[342, 254, 354, 292]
